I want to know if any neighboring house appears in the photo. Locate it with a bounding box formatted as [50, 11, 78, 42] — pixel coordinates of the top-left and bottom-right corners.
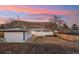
[57, 24, 69, 34]
[65, 24, 79, 35]
[0, 28, 32, 42]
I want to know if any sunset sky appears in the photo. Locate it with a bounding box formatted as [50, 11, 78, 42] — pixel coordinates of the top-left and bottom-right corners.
[0, 5, 79, 27]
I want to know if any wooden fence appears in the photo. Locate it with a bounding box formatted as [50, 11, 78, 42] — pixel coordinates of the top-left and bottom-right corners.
[57, 34, 79, 42]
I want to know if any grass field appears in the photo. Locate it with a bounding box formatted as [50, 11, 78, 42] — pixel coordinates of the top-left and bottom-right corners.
[0, 42, 79, 54]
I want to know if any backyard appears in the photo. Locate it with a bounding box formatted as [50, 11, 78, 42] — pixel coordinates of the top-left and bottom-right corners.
[0, 36, 79, 54]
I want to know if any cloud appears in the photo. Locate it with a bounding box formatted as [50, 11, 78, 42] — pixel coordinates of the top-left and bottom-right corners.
[0, 5, 78, 15]
[0, 5, 79, 26]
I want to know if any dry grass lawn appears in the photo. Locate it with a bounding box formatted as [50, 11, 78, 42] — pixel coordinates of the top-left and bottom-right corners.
[0, 36, 79, 54]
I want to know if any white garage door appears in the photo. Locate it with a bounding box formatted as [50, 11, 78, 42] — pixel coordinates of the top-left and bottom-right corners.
[4, 32, 24, 42]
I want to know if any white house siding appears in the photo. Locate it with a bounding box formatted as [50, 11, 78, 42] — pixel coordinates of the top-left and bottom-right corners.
[31, 31, 53, 36]
[4, 32, 32, 42]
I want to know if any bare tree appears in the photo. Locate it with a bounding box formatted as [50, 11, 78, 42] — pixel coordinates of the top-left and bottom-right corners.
[49, 15, 64, 36]
[49, 15, 58, 36]
[9, 18, 16, 23]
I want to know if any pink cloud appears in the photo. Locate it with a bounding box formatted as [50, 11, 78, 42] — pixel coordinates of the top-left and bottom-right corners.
[0, 5, 79, 25]
[0, 5, 78, 15]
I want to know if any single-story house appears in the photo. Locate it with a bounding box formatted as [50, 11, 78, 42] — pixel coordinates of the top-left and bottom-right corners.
[0, 28, 32, 42]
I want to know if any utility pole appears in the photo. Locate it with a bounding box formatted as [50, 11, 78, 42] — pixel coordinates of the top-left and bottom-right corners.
[17, 14, 20, 27]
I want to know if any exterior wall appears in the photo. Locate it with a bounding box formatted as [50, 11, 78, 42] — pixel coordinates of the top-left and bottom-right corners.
[4, 32, 32, 42]
[25, 32, 32, 40]
[31, 31, 53, 36]
[0, 32, 4, 38]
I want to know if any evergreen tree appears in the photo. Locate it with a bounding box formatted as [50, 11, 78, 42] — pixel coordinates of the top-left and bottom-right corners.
[71, 24, 79, 30]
